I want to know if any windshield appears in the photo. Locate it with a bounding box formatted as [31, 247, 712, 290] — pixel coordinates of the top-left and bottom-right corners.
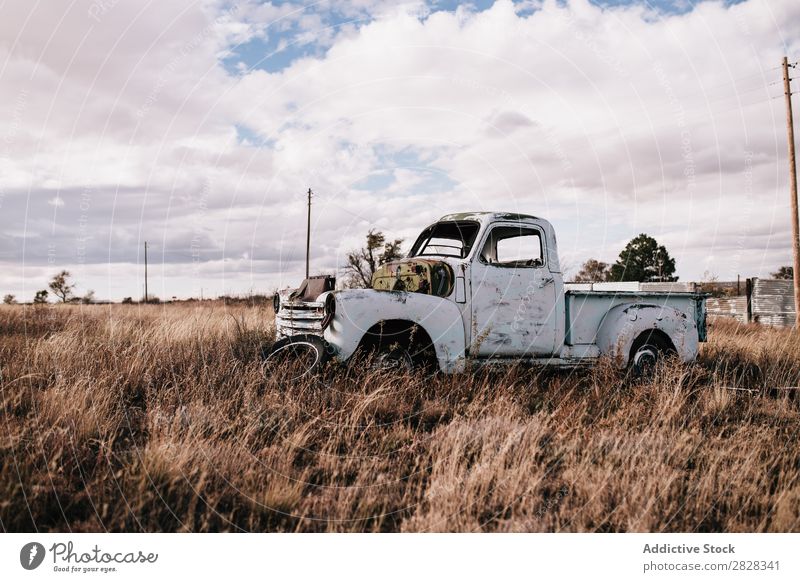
[408, 221, 481, 259]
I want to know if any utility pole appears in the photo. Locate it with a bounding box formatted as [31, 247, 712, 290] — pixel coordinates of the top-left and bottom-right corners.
[782, 56, 800, 327]
[144, 241, 149, 304]
[306, 188, 312, 280]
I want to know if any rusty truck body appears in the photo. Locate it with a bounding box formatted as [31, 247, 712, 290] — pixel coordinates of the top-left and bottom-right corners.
[272, 212, 706, 374]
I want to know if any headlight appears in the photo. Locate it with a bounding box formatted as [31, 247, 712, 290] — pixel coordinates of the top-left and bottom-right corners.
[321, 293, 336, 329]
[273, 293, 280, 313]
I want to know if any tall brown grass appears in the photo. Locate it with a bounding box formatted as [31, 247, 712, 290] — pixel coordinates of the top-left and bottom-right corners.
[1, 304, 798, 532]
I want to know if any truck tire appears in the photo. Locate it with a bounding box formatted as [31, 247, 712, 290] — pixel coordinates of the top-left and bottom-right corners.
[629, 330, 675, 378]
[262, 334, 331, 380]
[372, 346, 414, 372]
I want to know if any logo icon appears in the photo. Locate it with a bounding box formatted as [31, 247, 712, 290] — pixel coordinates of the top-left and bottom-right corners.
[20, 542, 46, 570]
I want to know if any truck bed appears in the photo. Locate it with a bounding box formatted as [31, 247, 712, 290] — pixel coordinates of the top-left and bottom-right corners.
[564, 286, 707, 346]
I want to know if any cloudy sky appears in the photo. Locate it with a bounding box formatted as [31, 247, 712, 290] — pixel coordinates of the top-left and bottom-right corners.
[1, 0, 798, 301]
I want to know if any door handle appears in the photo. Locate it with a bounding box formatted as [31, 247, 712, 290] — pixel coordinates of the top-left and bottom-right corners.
[538, 276, 554, 288]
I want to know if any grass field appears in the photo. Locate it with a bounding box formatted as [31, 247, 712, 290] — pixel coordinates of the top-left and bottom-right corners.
[1, 303, 799, 532]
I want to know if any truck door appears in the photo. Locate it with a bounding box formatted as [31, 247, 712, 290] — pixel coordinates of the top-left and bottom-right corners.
[470, 223, 558, 357]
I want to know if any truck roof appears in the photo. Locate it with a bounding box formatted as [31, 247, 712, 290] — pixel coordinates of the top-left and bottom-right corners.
[438, 211, 541, 223]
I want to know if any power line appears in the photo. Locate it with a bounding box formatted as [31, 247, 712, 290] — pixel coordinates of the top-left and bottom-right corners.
[781, 56, 800, 328]
[305, 187, 312, 279]
[144, 241, 148, 304]
[309, 189, 377, 224]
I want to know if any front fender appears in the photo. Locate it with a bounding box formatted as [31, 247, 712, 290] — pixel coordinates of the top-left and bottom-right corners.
[322, 289, 467, 373]
[596, 303, 699, 366]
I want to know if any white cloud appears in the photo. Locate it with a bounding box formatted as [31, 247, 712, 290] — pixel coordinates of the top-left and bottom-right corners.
[227, 0, 800, 281]
[1, 0, 799, 299]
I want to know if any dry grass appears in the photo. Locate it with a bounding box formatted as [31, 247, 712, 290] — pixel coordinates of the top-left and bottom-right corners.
[1, 304, 799, 532]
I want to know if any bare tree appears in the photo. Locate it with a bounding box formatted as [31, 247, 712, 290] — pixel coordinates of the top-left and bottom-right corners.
[81, 290, 96, 304]
[574, 259, 611, 283]
[48, 270, 76, 303]
[344, 230, 404, 288]
[3, 294, 16, 305]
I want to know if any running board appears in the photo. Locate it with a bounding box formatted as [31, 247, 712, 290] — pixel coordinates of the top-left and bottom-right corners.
[467, 356, 598, 370]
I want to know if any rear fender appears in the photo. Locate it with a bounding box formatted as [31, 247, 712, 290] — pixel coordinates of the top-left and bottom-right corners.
[596, 303, 698, 366]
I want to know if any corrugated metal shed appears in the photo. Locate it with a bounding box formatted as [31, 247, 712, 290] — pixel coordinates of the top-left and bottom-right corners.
[707, 296, 748, 324]
[751, 278, 796, 327]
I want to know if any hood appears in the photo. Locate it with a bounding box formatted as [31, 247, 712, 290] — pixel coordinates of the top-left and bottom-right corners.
[371, 258, 455, 298]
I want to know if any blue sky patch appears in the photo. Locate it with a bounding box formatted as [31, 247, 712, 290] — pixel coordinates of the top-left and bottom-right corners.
[222, 0, 746, 76]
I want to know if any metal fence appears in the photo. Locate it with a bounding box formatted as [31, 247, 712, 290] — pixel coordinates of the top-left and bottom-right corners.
[706, 296, 748, 324]
[705, 278, 796, 328]
[750, 278, 796, 327]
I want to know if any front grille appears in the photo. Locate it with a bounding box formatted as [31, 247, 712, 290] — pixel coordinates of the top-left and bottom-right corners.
[276, 300, 325, 338]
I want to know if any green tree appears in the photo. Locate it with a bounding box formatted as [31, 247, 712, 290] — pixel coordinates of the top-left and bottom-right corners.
[34, 290, 49, 304]
[609, 234, 677, 282]
[2, 294, 16, 304]
[344, 229, 404, 288]
[771, 266, 793, 280]
[574, 259, 610, 282]
[48, 270, 76, 302]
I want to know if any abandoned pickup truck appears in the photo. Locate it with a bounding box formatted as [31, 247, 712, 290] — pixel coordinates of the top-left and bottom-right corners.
[270, 212, 706, 375]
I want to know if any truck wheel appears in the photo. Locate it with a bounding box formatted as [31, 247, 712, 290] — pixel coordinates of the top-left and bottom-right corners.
[372, 347, 414, 372]
[262, 334, 331, 381]
[629, 330, 674, 378]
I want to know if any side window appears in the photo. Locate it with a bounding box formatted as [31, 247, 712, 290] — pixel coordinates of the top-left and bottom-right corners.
[480, 226, 543, 268]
